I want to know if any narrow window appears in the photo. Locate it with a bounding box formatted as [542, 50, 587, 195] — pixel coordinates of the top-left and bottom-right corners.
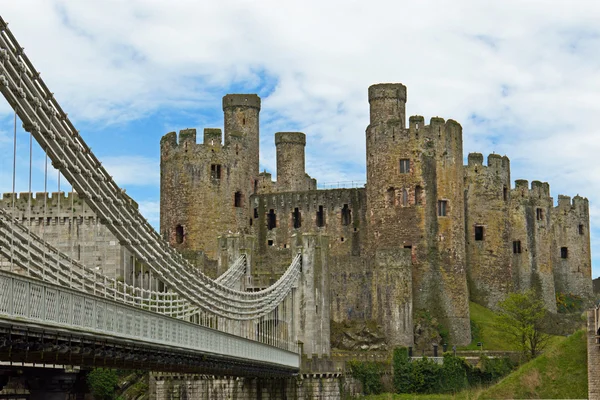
[267, 209, 277, 230]
[249, 218, 253, 226]
[210, 164, 221, 180]
[561, 247, 568, 259]
[341, 204, 352, 226]
[234, 191, 243, 207]
[579, 224, 584, 235]
[503, 186, 508, 201]
[437, 200, 448, 217]
[475, 226, 484, 241]
[254, 208, 258, 218]
[404, 245, 412, 249]
[536, 208, 544, 221]
[292, 207, 302, 229]
[387, 187, 395, 206]
[512, 240, 522, 254]
[175, 224, 184, 244]
[415, 185, 423, 205]
[402, 188, 409, 207]
[399, 159, 410, 173]
[316, 205, 325, 227]
[268, 239, 274, 246]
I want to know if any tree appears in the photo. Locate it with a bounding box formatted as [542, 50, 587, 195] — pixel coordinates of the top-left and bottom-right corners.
[497, 290, 552, 359]
[86, 368, 119, 400]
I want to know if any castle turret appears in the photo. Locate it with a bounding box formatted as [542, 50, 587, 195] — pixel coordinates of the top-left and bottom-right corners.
[464, 153, 512, 310]
[223, 94, 261, 178]
[160, 94, 262, 266]
[368, 83, 407, 126]
[275, 132, 308, 192]
[366, 83, 471, 347]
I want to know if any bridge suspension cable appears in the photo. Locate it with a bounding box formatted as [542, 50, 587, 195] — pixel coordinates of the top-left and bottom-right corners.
[0, 16, 300, 321]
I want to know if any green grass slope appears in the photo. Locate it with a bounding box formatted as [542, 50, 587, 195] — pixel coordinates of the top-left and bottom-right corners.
[478, 329, 586, 399]
[461, 302, 513, 351]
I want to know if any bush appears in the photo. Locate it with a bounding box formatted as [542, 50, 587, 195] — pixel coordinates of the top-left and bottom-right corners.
[348, 360, 384, 395]
[391, 347, 514, 394]
[392, 347, 411, 393]
[86, 368, 118, 400]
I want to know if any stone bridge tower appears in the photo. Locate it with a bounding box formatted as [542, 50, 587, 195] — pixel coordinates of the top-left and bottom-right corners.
[365, 83, 471, 346]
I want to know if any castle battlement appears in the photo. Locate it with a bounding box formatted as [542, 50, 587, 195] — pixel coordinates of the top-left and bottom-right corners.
[556, 194, 589, 212]
[465, 153, 510, 173]
[511, 179, 551, 199]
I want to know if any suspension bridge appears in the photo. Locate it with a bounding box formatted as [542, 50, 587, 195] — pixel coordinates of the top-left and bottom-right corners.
[0, 15, 310, 381]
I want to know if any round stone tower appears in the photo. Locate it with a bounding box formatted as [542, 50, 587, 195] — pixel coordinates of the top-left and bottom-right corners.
[275, 132, 307, 192]
[365, 83, 471, 346]
[159, 94, 261, 266]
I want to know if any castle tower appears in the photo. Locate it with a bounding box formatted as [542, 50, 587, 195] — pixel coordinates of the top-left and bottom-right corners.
[160, 95, 261, 265]
[464, 153, 513, 310]
[365, 83, 471, 346]
[275, 132, 309, 192]
[551, 195, 592, 299]
[509, 180, 557, 312]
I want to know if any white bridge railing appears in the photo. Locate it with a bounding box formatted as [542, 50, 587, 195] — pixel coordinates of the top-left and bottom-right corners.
[0, 269, 299, 369]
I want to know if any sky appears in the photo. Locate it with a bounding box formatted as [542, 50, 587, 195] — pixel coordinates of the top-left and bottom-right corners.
[1, 1, 600, 277]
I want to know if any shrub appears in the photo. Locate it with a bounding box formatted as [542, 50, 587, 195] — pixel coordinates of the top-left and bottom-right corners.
[392, 347, 411, 393]
[556, 292, 584, 313]
[348, 360, 384, 395]
[86, 368, 118, 400]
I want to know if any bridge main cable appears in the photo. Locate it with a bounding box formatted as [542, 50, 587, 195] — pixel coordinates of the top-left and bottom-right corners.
[0, 17, 299, 320]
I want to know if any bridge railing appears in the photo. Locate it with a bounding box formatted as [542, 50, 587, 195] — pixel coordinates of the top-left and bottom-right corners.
[0, 269, 299, 369]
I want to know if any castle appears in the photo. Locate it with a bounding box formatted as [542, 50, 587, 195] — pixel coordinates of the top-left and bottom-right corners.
[159, 83, 593, 348]
[0, 83, 592, 350]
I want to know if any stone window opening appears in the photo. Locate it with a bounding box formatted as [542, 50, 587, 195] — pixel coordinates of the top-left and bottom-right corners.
[437, 200, 448, 217]
[561, 247, 568, 259]
[579, 224, 584, 235]
[387, 187, 395, 206]
[402, 188, 409, 207]
[292, 207, 302, 229]
[316, 205, 325, 227]
[234, 191, 243, 207]
[341, 204, 352, 226]
[475, 226, 484, 241]
[399, 158, 410, 174]
[254, 208, 259, 218]
[340, 237, 345, 242]
[536, 208, 544, 221]
[415, 185, 423, 205]
[404, 245, 412, 249]
[268, 239, 274, 246]
[210, 164, 221, 181]
[267, 209, 277, 230]
[242, 117, 246, 126]
[249, 218, 253, 226]
[513, 240, 522, 254]
[175, 224, 184, 244]
[503, 186, 508, 201]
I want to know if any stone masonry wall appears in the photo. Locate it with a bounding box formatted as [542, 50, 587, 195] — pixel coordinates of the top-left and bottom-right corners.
[510, 180, 557, 312]
[365, 83, 471, 346]
[160, 94, 260, 262]
[464, 153, 513, 310]
[552, 195, 593, 298]
[0, 192, 130, 282]
[149, 373, 359, 400]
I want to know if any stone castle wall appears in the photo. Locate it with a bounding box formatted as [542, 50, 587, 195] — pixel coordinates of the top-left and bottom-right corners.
[0, 192, 128, 282]
[365, 83, 471, 346]
[464, 153, 513, 310]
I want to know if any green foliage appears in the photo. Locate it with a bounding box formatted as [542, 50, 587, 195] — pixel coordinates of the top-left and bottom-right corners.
[392, 347, 411, 393]
[440, 354, 468, 393]
[497, 290, 552, 359]
[556, 292, 584, 313]
[469, 319, 482, 344]
[391, 348, 513, 395]
[87, 368, 118, 400]
[348, 360, 384, 395]
[410, 357, 442, 393]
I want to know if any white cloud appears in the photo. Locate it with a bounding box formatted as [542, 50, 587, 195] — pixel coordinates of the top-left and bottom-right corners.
[2, 1, 600, 274]
[100, 156, 158, 187]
